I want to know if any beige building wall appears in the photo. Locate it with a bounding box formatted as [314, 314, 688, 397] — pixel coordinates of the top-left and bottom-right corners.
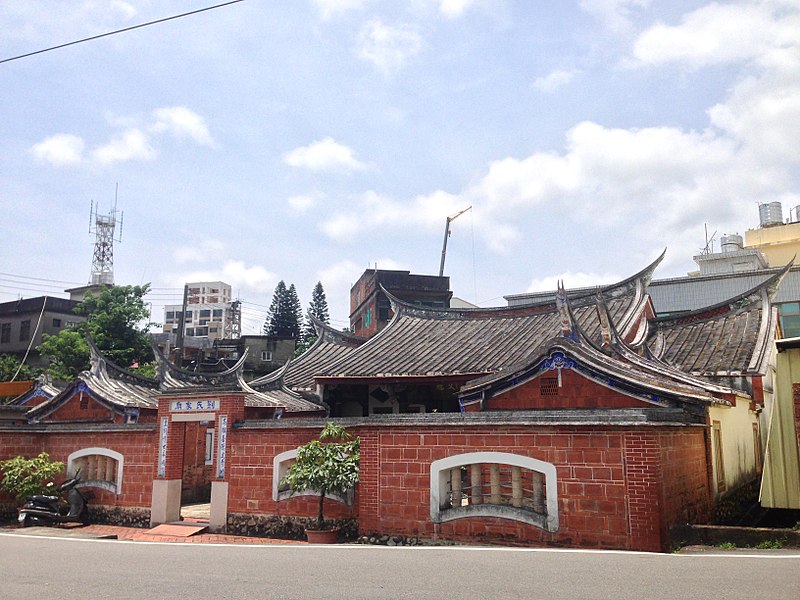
[760, 347, 800, 508]
[708, 399, 761, 498]
[744, 222, 800, 267]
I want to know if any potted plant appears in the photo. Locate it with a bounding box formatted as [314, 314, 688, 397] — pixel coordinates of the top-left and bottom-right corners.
[281, 422, 360, 543]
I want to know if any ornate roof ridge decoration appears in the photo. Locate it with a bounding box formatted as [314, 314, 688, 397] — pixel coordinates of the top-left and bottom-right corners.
[556, 281, 579, 340]
[309, 313, 368, 347]
[154, 344, 248, 390]
[506, 249, 667, 307]
[10, 374, 61, 406]
[87, 336, 159, 389]
[592, 293, 742, 398]
[383, 250, 666, 321]
[652, 259, 793, 329]
[249, 356, 291, 390]
[459, 336, 720, 411]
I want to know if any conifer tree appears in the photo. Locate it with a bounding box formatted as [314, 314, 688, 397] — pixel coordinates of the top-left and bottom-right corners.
[264, 281, 302, 338]
[303, 281, 330, 342]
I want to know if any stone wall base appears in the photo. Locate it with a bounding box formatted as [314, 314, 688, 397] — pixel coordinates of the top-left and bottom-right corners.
[88, 505, 151, 528]
[226, 513, 358, 540]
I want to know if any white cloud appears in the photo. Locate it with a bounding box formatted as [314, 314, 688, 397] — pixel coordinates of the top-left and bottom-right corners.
[438, 0, 483, 19]
[526, 271, 622, 293]
[151, 106, 214, 146]
[31, 105, 214, 168]
[283, 137, 366, 173]
[173, 240, 227, 265]
[110, 1, 136, 20]
[288, 193, 322, 214]
[179, 260, 277, 296]
[630, 2, 799, 69]
[579, 0, 649, 32]
[312, 0, 368, 20]
[357, 19, 423, 74]
[30, 134, 85, 166]
[91, 129, 156, 165]
[532, 69, 579, 93]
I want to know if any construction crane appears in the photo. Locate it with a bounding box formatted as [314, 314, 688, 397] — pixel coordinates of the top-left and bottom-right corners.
[439, 206, 472, 277]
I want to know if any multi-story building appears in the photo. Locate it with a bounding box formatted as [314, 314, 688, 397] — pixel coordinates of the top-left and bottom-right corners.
[349, 269, 452, 337]
[506, 203, 800, 338]
[162, 281, 235, 341]
[0, 297, 84, 370]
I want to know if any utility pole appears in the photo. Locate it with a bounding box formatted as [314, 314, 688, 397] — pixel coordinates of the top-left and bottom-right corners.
[439, 206, 472, 277]
[175, 283, 188, 365]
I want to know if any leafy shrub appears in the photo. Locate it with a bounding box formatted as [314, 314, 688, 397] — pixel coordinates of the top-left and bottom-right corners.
[0, 452, 64, 501]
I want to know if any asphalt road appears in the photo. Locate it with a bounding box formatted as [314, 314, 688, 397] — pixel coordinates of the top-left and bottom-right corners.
[1, 533, 798, 599]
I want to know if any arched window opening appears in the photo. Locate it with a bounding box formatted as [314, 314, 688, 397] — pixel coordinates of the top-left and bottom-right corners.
[272, 449, 353, 505]
[67, 448, 124, 495]
[430, 452, 558, 532]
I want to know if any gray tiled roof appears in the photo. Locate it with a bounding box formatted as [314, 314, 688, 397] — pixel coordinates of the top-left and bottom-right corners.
[316, 292, 644, 380]
[648, 266, 785, 375]
[255, 321, 367, 392]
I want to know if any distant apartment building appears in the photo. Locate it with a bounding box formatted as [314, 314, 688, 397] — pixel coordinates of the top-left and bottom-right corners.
[162, 281, 235, 341]
[0, 297, 85, 370]
[350, 269, 452, 337]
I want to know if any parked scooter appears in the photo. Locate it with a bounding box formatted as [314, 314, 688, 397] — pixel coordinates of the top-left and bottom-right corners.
[18, 473, 88, 527]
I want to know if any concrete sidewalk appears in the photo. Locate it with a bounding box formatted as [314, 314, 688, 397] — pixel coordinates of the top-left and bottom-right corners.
[1, 522, 306, 545]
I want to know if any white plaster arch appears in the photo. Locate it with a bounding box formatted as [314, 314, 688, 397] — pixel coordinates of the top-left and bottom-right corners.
[67, 447, 124, 495]
[430, 451, 559, 532]
[272, 448, 353, 504]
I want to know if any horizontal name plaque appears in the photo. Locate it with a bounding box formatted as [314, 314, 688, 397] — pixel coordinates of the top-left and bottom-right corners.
[170, 399, 221, 412]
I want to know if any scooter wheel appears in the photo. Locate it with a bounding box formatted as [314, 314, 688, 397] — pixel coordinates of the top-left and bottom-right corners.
[22, 515, 48, 527]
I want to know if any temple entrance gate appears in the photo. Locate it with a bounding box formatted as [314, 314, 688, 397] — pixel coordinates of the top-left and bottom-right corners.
[151, 392, 245, 532]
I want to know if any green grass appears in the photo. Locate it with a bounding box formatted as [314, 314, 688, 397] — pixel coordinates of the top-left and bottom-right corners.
[755, 539, 784, 549]
[717, 542, 736, 549]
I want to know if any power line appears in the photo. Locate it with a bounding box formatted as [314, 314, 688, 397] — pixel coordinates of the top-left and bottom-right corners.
[0, 0, 245, 65]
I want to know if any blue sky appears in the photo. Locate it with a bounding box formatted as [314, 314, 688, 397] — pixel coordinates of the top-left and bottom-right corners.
[1, 0, 798, 332]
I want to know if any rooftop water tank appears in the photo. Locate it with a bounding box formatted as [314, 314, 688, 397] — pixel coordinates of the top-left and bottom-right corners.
[759, 201, 783, 227]
[720, 234, 743, 253]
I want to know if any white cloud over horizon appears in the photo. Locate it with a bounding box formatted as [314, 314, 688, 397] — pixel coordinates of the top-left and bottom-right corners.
[357, 19, 423, 74]
[283, 137, 366, 173]
[29, 106, 213, 168]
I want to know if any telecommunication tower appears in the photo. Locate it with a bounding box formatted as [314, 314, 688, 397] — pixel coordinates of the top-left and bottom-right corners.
[89, 194, 123, 285]
[223, 300, 242, 339]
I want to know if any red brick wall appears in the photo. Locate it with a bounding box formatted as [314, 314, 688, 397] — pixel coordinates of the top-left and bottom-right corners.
[658, 429, 712, 538]
[223, 423, 710, 551]
[488, 370, 653, 410]
[45, 391, 119, 423]
[0, 429, 157, 508]
[225, 427, 356, 521]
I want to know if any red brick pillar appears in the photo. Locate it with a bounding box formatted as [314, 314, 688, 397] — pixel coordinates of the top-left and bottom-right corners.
[623, 431, 662, 552]
[357, 429, 380, 534]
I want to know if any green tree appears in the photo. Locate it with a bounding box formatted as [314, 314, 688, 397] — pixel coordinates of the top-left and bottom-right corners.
[281, 423, 360, 531]
[264, 281, 302, 338]
[302, 281, 330, 343]
[0, 354, 34, 382]
[38, 284, 155, 381]
[0, 452, 64, 502]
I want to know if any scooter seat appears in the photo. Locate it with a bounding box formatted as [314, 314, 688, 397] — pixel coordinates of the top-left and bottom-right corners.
[30, 495, 59, 504]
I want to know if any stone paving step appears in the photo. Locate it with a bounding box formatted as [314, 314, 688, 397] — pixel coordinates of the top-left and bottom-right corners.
[145, 522, 208, 537]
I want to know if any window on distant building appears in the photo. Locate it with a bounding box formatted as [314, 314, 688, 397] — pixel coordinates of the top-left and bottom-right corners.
[777, 302, 800, 338]
[261, 351, 273, 361]
[212, 309, 223, 317]
[52, 318, 61, 328]
[165, 311, 175, 320]
[1, 323, 10, 344]
[195, 327, 208, 336]
[200, 310, 211, 318]
[184, 311, 192, 321]
[19, 320, 31, 342]
[363, 308, 372, 328]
